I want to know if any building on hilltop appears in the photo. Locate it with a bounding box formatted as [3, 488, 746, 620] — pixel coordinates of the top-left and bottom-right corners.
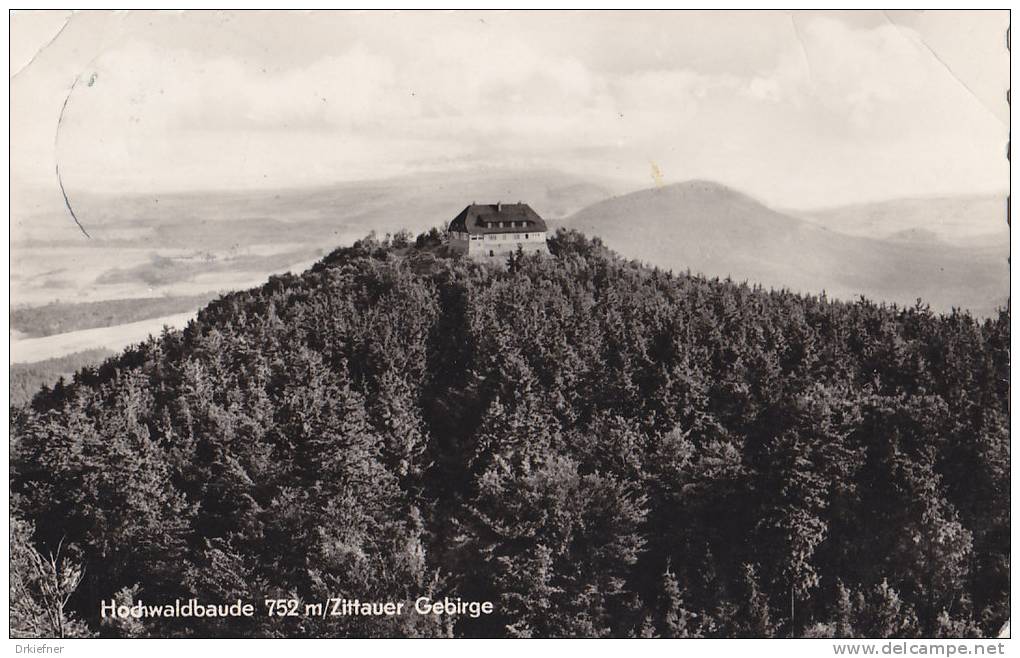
[447, 202, 550, 261]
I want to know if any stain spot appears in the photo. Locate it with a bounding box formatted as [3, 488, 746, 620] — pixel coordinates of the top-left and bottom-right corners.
[650, 162, 665, 188]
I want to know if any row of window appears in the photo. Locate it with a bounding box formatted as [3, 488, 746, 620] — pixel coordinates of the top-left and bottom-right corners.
[482, 246, 544, 257]
[484, 220, 531, 229]
[471, 233, 538, 241]
[452, 230, 546, 242]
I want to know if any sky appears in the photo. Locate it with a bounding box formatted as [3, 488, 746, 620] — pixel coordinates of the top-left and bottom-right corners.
[10, 9, 1010, 210]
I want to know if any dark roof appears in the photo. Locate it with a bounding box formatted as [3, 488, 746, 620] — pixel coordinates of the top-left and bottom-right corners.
[448, 203, 548, 235]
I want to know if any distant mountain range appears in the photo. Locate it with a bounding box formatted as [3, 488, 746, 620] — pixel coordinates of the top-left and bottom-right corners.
[10, 171, 1008, 318]
[10, 168, 621, 310]
[564, 180, 1008, 316]
[12, 169, 621, 248]
[787, 194, 1008, 247]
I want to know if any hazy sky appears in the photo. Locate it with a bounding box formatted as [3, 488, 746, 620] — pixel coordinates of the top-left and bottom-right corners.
[10, 10, 1010, 209]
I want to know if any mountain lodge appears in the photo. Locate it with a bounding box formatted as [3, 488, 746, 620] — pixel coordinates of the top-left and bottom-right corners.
[447, 202, 550, 261]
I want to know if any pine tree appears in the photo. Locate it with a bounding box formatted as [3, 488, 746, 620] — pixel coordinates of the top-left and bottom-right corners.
[10, 516, 92, 638]
[456, 454, 647, 637]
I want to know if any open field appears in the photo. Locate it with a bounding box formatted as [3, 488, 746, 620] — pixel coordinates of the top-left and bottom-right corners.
[11, 311, 197, 364]
[11, 294, 220, 338]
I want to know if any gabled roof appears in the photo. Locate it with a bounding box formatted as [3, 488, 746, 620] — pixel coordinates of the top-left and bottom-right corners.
[448, 203, 548, 235]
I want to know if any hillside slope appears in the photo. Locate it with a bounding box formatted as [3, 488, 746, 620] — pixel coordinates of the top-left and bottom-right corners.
[10, 232, 1009, 638]
[566, 181, 1008, 316]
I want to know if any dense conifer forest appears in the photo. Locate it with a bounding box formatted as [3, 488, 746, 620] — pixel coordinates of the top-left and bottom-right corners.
[10, 229, 1009, 638]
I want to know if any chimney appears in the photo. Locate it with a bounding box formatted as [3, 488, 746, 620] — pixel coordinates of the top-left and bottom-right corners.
[496, 201, 501, 212]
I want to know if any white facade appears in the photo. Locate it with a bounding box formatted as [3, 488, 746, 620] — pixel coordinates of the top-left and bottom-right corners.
[450, 230, 549, 261]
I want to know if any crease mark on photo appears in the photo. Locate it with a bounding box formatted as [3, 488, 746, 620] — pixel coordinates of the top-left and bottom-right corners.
[10, 11, 73, 80]
[881, 9, 1006, 127]
[788, 12, 813, 81]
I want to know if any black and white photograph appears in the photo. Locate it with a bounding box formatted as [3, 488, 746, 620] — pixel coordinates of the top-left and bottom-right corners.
[6, 7, 1012, 647]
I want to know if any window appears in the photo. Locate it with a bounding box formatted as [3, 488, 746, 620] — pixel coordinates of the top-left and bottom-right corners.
[489, 250, 494, 257]
[525, 234, 529, 239]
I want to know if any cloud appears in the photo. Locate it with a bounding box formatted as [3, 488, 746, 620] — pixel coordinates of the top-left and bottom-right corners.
[13, 10, 1009, 207]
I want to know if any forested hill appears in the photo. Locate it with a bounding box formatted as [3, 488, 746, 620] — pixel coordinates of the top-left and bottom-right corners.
[11, 229, 1009, 639]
